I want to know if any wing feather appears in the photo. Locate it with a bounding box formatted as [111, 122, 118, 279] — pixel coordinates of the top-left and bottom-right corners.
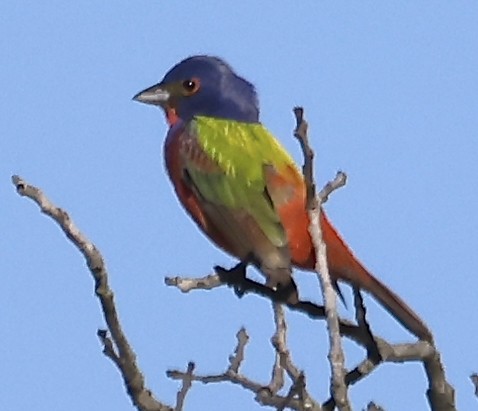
[182, 116, 299, 250]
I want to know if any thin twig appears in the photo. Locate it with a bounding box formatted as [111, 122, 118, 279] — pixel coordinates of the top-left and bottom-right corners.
[353, 287, 381, 362]
[318, 171, 347, 204]
[269, 302, 292, 394]
[268, 304, 286, 394]
[228, 328, 249, 373]
[271, 303, 301, 383]
[175, 362, 195, 411]
[165, 273, 222, 292]
[293, 107, 316, 209]
[470, 374, 478, 398]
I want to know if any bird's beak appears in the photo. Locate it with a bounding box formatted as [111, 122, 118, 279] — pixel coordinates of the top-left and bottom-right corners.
[132, 83, 170, 106]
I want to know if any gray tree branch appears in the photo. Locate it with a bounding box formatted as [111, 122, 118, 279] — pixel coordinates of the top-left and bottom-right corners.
[294, 107, 351, 411]
[12, 175, 172, 411]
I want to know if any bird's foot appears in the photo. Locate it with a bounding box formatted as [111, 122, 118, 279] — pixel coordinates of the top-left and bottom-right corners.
[214, 262, 248, 298]
[270, 280, 299, 306]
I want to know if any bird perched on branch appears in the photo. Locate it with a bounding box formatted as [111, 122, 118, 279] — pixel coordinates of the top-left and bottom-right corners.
[133, 55, 432, 342]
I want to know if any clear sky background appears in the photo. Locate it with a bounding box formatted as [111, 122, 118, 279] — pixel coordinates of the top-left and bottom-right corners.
[2, 2, 477, 410]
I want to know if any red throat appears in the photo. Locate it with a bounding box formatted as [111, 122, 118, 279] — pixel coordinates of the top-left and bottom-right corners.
[166, 107, 180, 126]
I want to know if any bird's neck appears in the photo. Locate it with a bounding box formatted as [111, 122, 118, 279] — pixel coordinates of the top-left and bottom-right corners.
[166, 108, 180, 126]
[204, 99, 259, 123]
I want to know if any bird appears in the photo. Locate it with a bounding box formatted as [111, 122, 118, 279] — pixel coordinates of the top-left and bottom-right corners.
[133, 55, 432, 342]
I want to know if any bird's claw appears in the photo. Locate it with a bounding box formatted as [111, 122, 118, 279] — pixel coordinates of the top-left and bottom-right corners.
[214, 262, 249, 298]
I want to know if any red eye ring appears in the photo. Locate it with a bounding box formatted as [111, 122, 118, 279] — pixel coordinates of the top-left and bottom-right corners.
[182, 77, 200, 95]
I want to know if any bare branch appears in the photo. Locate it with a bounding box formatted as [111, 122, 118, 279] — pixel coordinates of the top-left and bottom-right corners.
[164, 273, 222, 292]
[267, 304, 286, 394]
[165, 269, 366, 343]
[12, 175, 172, 411]
[318, 171, 347, 204]
[365, 402, 385, 411]
[293, 106, 316, 210]
[228, 328, 249, 373]
[165, 262, 454, 410]
[471, 374, 478, 398]
[167, 326, 322, 411]
[293, 109, 351, 411]
[278, 373, 306, 411]
[175, 362, 195, 411]
[423, 350, 456, 411]
[353, 287, 381, 362]
[270, 303, 301, 383]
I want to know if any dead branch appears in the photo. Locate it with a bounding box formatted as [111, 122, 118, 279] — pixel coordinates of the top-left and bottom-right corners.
[267, 303, 286, 394]
[12, 175, 172, 411]
[175, 362, 195, 411]
[167, 326, 322, 411]
[293, 108, 351, 411]
[470, 374, 478, 398]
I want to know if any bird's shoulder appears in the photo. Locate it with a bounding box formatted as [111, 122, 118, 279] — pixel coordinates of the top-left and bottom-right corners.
[188, 116, 298, 179]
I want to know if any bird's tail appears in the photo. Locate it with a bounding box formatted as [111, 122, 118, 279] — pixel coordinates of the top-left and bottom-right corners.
[320, 211, 433, 342]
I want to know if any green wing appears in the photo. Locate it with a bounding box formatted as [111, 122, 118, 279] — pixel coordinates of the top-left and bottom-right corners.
[184, 116, 296, 249]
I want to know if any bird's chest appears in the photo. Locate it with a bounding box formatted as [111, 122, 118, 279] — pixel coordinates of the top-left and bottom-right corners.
[164, 124, 220, 178]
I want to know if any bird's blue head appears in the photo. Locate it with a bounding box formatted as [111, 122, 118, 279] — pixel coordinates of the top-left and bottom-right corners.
[133, 55, 259, 124]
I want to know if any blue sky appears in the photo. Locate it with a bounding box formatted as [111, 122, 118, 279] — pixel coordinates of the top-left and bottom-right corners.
[2, 2, 477, 410]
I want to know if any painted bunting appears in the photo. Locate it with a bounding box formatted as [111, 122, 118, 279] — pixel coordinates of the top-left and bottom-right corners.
[133, 55, 432, 342]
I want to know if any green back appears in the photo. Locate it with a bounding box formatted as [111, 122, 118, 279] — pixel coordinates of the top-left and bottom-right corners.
[184, 116, 297, 248]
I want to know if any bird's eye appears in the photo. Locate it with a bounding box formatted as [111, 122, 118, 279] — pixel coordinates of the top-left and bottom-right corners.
[182, 78, 200, 95]
[183, 80, 195, 90]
